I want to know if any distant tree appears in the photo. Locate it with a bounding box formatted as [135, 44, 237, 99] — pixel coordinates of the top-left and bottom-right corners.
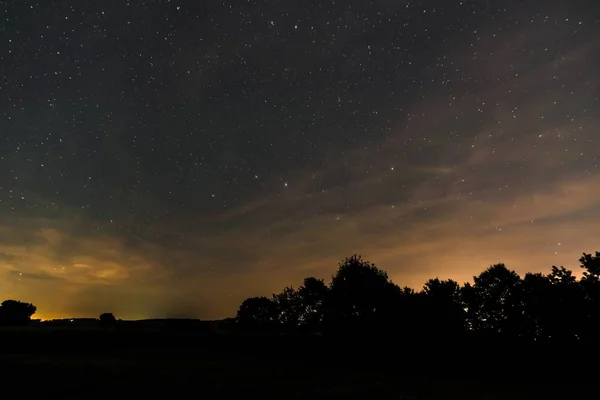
[462, 264, 523, 337]
[0, 300, 37, 326]
[236, 296, 279, 330]
[99, 312, 117, 326]
[325, 254, 401, 333]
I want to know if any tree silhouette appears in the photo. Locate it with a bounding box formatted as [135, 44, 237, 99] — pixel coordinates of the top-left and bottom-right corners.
[579, 253, 600, 340]
[548, 265, 576, 285]
[519, 272, 553, 342]
[421, 278, 466, 339]
[462, 264, 523, 337]
[297, 277, 328, 329]
[99, 312, 117, 326]
[236, 296, 279, 330]
[325, 254, 401, 333]
[580, 252, 600, 277]
[0, 300, 37, 326]
[273, 287, 302, 327]
[548, 266, 585, 342]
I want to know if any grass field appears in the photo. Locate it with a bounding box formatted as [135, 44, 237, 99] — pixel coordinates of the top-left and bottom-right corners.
[0, 326, 595, 398]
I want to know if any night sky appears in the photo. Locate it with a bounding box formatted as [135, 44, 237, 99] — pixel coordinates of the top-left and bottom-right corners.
[1, 1, 599, 320]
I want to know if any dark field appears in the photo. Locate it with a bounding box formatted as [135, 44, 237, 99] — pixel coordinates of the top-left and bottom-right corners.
[0, 327, 594, 399]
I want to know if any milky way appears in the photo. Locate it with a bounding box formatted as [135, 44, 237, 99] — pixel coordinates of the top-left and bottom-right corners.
[1, 0, 599, 319]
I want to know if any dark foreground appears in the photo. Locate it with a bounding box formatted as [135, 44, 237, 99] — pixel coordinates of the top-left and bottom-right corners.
[0, 327, 595, 399]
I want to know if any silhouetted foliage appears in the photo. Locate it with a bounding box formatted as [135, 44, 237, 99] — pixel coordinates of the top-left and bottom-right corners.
[578, 252, 600, 340]
[236, 296, 279, 331]
[0, 300, 37, 326]
[462, 264, 524, 337]
[268, 278, 330, 331]
[421, 278, 466, 339]
[580, 252, 600, 277]
[324, 254, 401, 334]
[99, 313, 117, 326]
[273, 287, 302, 327]
[519, 272, 553, 342]
[230, 250, 600, 346]
[297, 277, 328, 329]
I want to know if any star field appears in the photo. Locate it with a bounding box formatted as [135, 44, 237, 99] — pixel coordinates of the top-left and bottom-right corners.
[1, 0, 599, 319]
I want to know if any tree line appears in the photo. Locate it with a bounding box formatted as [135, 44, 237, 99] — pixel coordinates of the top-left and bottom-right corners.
[3, 250, 599, 346]
[236, 251, 600, 344]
